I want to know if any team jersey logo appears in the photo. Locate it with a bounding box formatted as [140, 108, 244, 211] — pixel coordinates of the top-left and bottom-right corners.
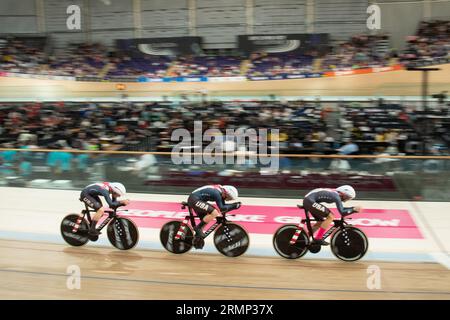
[195, 201, 210, 210]
[312, 202, 327, 213]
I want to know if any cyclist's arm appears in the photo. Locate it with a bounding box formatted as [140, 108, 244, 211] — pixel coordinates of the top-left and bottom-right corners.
[212, 191, 236, 213]
[100, 189, 122, 208]
[332, 193, 354, 216]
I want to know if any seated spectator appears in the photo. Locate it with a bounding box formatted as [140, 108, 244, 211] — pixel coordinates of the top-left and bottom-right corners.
[338, 139, 359, 155]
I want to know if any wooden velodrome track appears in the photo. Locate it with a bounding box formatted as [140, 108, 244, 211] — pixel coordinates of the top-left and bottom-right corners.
[1, 238, 449, 300]
[0, 64, 449, 98]
[1, 186, 450, 300]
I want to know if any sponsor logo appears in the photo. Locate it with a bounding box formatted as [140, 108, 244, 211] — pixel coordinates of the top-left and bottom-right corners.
[334, 70, 355, 76]
[124, 202, 423, 239]
[209, 76, 246, 82]
[372, 66, 392, 73]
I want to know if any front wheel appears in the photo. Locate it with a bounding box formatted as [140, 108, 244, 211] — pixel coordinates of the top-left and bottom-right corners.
[160, 220, 193, 254]
[273, 224, 309, 259]
[213, 223, 249, 257]
[107, 217, 139, 250]
[330, 226, 369, 262]
[60, 214, 89, 246]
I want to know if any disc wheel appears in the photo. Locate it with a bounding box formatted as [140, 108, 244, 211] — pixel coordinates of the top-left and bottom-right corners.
[107, 217, 140, 250]
[160, 220, 193, 254]
[273, 224, 309, 259]
[60, 214, 89, 246]
[213, 223, 249, 257]
[330, 226, 369, 262]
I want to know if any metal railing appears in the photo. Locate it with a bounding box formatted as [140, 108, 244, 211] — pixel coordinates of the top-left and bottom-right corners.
[1, 148, 449, 201]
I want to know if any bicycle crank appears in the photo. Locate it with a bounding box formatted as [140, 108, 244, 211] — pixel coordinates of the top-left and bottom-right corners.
[193, 237, 205, 249]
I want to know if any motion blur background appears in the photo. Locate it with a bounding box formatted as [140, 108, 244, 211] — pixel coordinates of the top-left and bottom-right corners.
[1, 0, 449, 201]
[1, 0, 450, 300]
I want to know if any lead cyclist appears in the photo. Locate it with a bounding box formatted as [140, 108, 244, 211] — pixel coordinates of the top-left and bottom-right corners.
[302, 185, 361, 246]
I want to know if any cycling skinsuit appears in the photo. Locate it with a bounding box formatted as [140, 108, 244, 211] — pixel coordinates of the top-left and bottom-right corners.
[303, 188, 354, 221]
[187, 185, 236, 218]
[79, 182, 121, 210]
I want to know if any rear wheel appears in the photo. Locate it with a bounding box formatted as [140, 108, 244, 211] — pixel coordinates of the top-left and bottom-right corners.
[107, 217, 139, 250]
[331, 226, 369, 262]
[160, 221, 193, 254]
[273, 224, 309, 259]
[60, 214, 89, 246]
[214, 223, 249, 257]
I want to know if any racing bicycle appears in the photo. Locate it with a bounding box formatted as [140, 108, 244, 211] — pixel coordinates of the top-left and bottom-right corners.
[160, 201, 250, 257]
[60, 204, 139, 250]
[273, 204, 368, 262]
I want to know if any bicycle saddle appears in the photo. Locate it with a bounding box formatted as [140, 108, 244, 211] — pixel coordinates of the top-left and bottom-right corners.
[181, 201, 188, 209]
[297, 204, 304, 209]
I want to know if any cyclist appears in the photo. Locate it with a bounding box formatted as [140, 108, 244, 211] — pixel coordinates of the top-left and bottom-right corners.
[79, 182, 130, 237]
[303, 185, 361, 246]
[187, 185, 241, 238]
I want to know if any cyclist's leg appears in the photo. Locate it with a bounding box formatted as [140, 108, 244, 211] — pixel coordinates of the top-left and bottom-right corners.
[92, 206, 105, 228]
[311, 221, 322, 234]
[319, 212, 334, 231]
[195, 209, 220, 238]
[303, 199, 324, 234]
[308, 202, 333, 243]
[203, 208, 220, 224]
[81, 194, 103, 233]
[188, 196, 216, 237]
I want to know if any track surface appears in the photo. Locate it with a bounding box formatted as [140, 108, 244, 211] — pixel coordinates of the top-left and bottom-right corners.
[1, 239, 449, 300]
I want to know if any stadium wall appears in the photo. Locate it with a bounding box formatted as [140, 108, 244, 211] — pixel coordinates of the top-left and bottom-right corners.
[2, 0, 449, 49]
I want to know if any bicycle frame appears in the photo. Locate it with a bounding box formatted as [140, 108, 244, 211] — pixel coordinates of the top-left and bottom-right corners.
[290, 206, 350, 244]
[73, 205, 119, 233]
[175, 203, 230, 241]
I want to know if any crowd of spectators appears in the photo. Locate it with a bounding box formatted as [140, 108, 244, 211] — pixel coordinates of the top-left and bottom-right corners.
[0, 101, 152, 152]
[1, 100, 448, 156]
[106, 54, 171, 78]
[321, 34, 392, 71]
[167, 55, 243, 78]
[1, 100, 448, 187]
[401, 20, 450, 65]
[247, 52, 315, 77]
[46, 43, 111, 77]
[0, 38, 48, 74]
[1, 20, 448, 78]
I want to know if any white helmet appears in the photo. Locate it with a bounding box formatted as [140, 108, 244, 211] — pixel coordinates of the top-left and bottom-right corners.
[336, 185, 356, 201]
[222, 185, 238, 201]
[110, 182, 126, 197]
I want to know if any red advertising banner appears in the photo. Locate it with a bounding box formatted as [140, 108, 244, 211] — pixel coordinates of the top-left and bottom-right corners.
[324, 65, 403, 77]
